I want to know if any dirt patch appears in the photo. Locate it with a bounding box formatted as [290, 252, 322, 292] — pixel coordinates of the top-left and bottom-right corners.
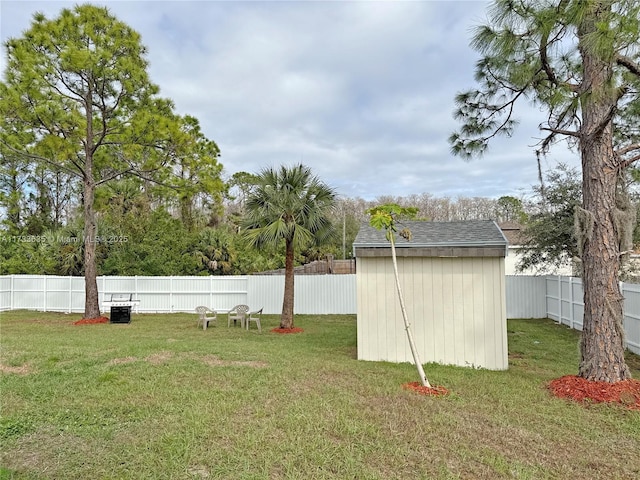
[0, 362, 33, 375]
[187, 466, 210, 478]
[548, 375, 640, 409]
[271, 327, 304, 334]
[73, 316, 109, 325]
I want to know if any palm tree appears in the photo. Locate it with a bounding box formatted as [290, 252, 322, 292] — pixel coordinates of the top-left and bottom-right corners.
[243, 164, 336, 329]
[194, 227, 237, 275]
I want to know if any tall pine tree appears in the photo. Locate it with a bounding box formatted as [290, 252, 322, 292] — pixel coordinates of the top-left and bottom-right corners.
[451, 0, 640, 382]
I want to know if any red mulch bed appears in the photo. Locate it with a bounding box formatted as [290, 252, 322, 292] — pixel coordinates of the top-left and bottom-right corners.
[270, 327, 304, 334]
[548, 375, 640, 409]
[73, 316, 109, 325]
[403, 381, 450, 397]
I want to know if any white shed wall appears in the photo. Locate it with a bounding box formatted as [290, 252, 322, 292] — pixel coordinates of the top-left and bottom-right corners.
[356, 256, 508, 370]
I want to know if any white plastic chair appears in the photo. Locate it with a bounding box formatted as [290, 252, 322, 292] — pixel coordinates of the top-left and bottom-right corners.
[245, 308, 263, 333]
[228, 304, 250, 327]
[195, 306, 217, 330]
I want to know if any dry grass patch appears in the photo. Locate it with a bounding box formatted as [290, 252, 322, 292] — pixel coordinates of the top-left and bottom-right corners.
[9, 429, 97, 477]
[0, 362, 34, 375]
[144, 350, 174, 364]
[107, 356, 138, 365]
[105, 352, 268, 369]
[198, 353, 267, 368]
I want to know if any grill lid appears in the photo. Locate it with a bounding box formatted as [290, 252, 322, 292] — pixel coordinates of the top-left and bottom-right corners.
[110, 293, 133, 301]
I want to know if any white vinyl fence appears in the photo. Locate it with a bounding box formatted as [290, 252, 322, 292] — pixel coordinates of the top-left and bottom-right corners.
[544, 276, 640, 355]
[1, 274, 638, 354]
[0, 274, 356, 315]
[505, 275, 640, 355]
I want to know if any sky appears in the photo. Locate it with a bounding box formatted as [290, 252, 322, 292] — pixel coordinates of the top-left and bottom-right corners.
[0, 0, 582, 201]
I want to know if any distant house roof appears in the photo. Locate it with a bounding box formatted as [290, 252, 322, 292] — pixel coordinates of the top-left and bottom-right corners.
[498, 221, 526, 246]
[353, 220, 508, 258]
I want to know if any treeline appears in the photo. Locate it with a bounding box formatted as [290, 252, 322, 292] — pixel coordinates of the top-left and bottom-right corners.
[0, 164, 527, 276]
[0, 3, 527, 278]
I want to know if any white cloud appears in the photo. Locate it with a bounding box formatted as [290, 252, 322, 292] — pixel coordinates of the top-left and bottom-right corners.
[1, 0, 581, 201]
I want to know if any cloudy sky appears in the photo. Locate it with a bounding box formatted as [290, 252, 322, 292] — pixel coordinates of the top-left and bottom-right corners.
[1, 0, 580, 200]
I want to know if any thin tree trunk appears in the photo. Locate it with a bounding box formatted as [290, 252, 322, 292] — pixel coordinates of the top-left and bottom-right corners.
[83, 90, 101, 320]
[577, 3, 631, 382]
[8, 170, 21, 231]
[280, 237, 295, 329]
[389, 234, 431, 388]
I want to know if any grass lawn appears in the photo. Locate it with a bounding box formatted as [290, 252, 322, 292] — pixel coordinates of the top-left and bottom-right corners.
[1, 311, 639, 480]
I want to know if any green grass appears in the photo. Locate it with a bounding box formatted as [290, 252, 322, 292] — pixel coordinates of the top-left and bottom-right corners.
[1, 311, 639, 479]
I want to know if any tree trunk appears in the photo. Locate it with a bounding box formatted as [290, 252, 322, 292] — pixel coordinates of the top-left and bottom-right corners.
[578, 138, 631, 381]
[83, 90, 101, 320]
[7, 169, 22, 232]
[83, 177, 101, 319]
[577, 3, 631, 382]
[280, 237, 295, 329]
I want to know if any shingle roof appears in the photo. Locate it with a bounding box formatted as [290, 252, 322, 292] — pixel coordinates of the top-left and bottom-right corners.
[353, 220, 508, 249]
[498, 222, 526, 246]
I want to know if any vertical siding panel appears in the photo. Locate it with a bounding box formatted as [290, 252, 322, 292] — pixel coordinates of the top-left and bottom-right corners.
[469, 258, 484, 368]
[496, 258, 507, 370]
[360, 258, 379, 361]
[399, 258, 412, 364]
[382, 257, 397, 362]
[373, 257, 388, 362]
[356, 258, 366, 360]
[363, 259, 376, 361]
[483, 258, 497, 369]
[396, 258, 407, 363]
[421, 258, 435, 364]
[451, 259, 465, 366]
[390, 258, 404, 363]
[404, 257, 422, 364]
[381, 257, 392, 362]
[441, 259, 456, 366]
[481, 258, 493, 368]
[498, 258, 508, 369]
[431, 259, 445, 365]
[477, 259, 489, 368]
[462, 258, 476, 367]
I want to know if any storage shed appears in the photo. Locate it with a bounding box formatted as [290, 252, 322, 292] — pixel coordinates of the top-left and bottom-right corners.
[353, 220, 509, 370]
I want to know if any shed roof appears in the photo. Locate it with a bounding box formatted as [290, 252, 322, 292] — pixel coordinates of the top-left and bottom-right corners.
[353, 220, 508, 258]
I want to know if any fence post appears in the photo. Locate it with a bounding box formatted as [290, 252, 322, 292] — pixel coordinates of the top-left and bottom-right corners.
[10, 275, 14, 311]
[68, 276, 72, 314]
[568, 277, 574, 329]
[556, 275, 562, 325]
[621, 280, 626, 340]
[43, 275, 47, 312]
[170, 276, 173, 313]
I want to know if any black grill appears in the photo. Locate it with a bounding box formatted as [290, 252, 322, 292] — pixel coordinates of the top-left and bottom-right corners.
[103, 294, 138, 324]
